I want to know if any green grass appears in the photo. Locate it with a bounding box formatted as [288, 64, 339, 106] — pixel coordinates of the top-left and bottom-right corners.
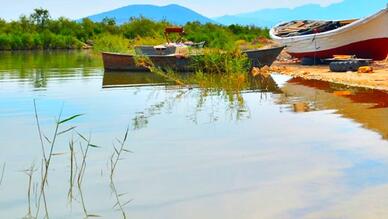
[190, 48, 251, 74]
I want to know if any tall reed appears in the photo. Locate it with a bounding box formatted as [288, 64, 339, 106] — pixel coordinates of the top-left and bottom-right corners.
[109, 127, 133, 218]
[0, 162, 5, 186]
[23, 164, 36, 218]
[33, 99, 83, 218]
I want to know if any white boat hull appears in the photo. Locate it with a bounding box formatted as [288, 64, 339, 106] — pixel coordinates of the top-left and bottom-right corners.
[270, 9, 388, 60]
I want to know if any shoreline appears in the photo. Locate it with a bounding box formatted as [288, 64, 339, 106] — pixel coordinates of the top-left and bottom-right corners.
[267, 60, 388, 92]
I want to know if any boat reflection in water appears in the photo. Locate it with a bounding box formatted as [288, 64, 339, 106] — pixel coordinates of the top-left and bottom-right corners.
[273, 75, 388, 139]
[102, 71, 171, 88]
[102, 71, 284, 127]
[103, 71, 282, 93]
[103, 71, 387, 139]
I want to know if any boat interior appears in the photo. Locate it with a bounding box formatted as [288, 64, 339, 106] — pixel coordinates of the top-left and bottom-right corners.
[273, 19, 357, 37]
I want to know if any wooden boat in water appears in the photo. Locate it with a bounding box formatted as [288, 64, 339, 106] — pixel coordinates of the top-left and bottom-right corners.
[270, 8, 388, 60]
[103, 26, 284, 72]
[102, 52, 196, 72]
[102, 46, 284, 72]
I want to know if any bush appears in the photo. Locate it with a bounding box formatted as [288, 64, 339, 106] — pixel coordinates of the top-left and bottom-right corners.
[93, 34, 129, 53]
[184, 22, 235, 50]
[20, 34, 34, 49]
[10, 34, 24, 49]
[0, 34, 11, 50]
[121, 17, 168, 39]
[32, 34, 43, 49]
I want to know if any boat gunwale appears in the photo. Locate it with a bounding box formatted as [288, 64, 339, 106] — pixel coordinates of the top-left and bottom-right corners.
[242, 46, 285, 53]
[103, 46, 285, 57]
[101, 52, 201, 58]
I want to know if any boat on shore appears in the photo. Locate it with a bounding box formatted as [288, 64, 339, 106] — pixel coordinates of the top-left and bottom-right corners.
[270, 8, 388, 60]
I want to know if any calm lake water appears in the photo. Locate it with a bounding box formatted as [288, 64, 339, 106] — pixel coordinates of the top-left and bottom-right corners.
[0, 50, 387, 219]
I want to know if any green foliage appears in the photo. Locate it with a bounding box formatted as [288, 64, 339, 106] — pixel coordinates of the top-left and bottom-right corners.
[30, 8, 50, 29]
[0, 9, 270, 51]
[121, 17, 168, 39]
[93, 34, 130, 53]
[184, 22, 269, 50]
[0, 32, 82, 50]
[142, 50, 251, 108]
[0, 34, 11, 50]
[191, 49, 251, 74]
[227, 24, 270, 41]
[184, 22, 234, 50]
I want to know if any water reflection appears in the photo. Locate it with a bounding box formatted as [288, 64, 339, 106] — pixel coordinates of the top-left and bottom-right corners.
[103, 71, 283, 127]
[102, 71, 282, 92]
[274, 76, 388, 139]
[1, 51, 388, 219]
[102, 71, 169, 88]
[0, 50, 102, 88]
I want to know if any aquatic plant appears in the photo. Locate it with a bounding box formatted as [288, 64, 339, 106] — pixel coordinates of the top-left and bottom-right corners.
[76, 132, 101, 218]
[190, 48, 251, 74]
[22, 164, 36, 219]
[0, 162, 5, 186]
[33, 100, 102, 218]
[109, 127, 133, 219]
[30, 101, 137, 218]
[134, 49, 252, 119]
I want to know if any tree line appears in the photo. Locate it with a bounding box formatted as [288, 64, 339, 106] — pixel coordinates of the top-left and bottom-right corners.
[0, 8, 270, 51]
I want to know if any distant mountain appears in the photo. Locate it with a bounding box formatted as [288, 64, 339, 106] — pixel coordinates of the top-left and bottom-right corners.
[215, 0, 387, 27]
[84, 4, 214, 25]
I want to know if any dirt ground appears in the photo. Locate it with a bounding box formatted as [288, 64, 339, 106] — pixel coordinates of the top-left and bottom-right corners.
[257, 50, 388, 91]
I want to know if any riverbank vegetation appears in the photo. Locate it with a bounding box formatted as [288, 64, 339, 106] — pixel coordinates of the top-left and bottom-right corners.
[0, 8, 269, 51]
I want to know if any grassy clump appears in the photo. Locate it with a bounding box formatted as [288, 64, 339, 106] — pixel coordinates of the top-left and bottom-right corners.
[137, 49, 252, 107]
[188, 50, 250, 104]
[191, 49, 251, 74]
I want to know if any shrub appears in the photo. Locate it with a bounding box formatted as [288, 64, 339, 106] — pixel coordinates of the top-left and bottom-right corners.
[10, 34, 24, 49]
[0, 34, 11, 50]
[20, 34, 34, 49]
[93, 34, 129, 53]
[32, 34, 43, 49]
[121, 17, 168, 39]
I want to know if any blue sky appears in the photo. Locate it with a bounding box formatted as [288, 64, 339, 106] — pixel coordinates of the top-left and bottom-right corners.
[1, 0, 344, 20]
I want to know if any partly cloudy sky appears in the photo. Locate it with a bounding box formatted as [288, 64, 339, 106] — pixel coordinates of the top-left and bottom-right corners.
[1, 0, 344, 20]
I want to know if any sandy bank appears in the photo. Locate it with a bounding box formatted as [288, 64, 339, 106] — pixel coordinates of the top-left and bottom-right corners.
[265, 60, 388, 91]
